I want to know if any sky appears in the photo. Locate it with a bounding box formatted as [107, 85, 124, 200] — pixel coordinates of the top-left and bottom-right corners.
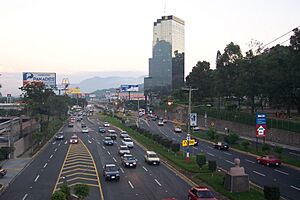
[0, 0, 299, 96]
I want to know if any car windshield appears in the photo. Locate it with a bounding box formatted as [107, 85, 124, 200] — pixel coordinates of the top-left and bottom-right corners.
[106, 165, 118, 171]
[120, 146, 129, 150]
[197, 190, 214, 198]
[124, 156, 135, 161]
[148, 154, 157, 158]
[124, 138, 132, 142]
[71, 136, 77, 139]
[105, 137, 112, 140]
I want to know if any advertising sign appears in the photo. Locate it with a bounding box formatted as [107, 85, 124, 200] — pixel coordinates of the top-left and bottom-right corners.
[190, 113, 197, 127]
[66, 88, 81, 94]
[182, 139, 196, 147]
[120, 85, 139, 92]
[23, 72, 56, 88]
[256, 113, 267, 137]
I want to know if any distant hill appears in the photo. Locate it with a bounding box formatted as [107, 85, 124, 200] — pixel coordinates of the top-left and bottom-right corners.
[71, 76, 145, 93]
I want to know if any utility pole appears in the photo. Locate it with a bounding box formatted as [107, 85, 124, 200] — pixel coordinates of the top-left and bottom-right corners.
[182, 86, 197, 161]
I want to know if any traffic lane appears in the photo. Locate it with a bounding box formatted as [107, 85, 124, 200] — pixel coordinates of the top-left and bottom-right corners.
[0, 125, 69, 200]
[86, 117, 192, 200]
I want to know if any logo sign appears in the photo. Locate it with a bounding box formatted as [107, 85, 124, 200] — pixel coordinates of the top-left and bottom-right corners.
[182, 139, 196, 147]
[120, 85, 139, 92]
[256, 113, 267, 137]
[66, 88, 81, 94]
[23, 72, 56, 88]
[190, 113, 197, 127]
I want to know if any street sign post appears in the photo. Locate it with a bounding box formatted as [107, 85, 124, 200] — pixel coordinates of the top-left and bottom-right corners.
[190, 113, 197, 127]
[182, 139, 196, 147]
[255, 113, 267, 151]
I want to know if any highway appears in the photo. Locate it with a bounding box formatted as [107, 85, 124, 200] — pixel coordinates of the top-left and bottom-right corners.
[0, 116, 193, 200]
[138, 117, 300, 200]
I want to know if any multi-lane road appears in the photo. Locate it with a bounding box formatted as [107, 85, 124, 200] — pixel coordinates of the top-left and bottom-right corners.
[0, 116, 192, 200]
[138, 117, 300, 200]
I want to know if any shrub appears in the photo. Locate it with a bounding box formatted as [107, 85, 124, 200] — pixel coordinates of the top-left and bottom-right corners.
[207, 128, 217, 140]
[274, 145, 283, 156]
[171, 143, 180, 153]
[51, 191, 67, 200]
[60, 184, 70, 200]
[74, 184, 90, 199]
[262, 143, 271, 154]
[196, 153, 206, 169]
[164, 139, 173, 149]
[241, 140, 250, 150]
[208, 160, 217, 172]
[264, 185, 280, 200]
[224, 133, 240, 144]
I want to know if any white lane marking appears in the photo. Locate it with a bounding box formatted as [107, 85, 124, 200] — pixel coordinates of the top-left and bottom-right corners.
[52, 141, 56, 145]
[58, 143, 61, 146]
[107, 151, 111, 155]
[142, 166, 148, 172]
[253, 170, 266, 177]
[50, 154, 53, 159]
[289, 152, 300, 157]
[102, 146, 105, 149]
[208, 146, 213, 149]
[193, 147, 198, 150]
[225, 160, 235, 165]
[154, 179, 162, 186]
[207, 152, 215, 157]
[113, 157, 117, 162]
[87, 135, 90, 137]
[64, 141, 67, 145]
[22, 194, 28, 200]
[274, 169, 289, 175]
[245, 159, 255, 164]
[223, 152, 232, 156]
[120, 167, 124, 173]
[34, 175, 40, 182]
[92, 138, 95, 141]
[97, 142, 100, 145]
[88, 140, 92, 144]
[54, 148, 57, 152]
[128, 181, 134, 189]
[43, 163, 48, 168]
[291, 185, 300, 191]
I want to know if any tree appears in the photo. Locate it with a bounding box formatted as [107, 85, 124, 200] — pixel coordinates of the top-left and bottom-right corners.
[196, 153, 206, 169]
[60, 184, 71, 200]
[74, 184, 90, 200]
[51, 191, 67, 200]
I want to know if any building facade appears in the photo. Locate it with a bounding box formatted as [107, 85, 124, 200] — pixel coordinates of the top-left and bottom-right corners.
[144, 15, 185, 95]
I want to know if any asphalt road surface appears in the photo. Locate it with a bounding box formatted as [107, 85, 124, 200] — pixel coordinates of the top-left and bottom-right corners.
[139, 117, 300, 200]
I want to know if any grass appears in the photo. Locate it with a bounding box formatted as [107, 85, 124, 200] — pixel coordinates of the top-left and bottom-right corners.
[98, 113, 265, 200]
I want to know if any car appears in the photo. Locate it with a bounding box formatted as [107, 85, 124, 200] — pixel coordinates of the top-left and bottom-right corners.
[257, 155, 281, 166]
[188, 186, 217, 200]
[192, 126, 200, 131]
[55, 132, 64, 140]
[144, 151, 160, 165]
[77, 117, 81, 122]
[122, 137, 134, 148]
[214, 142, 229, 150]
[174, 127, 182, 133]
[82, 128, 89, 133]
[68, 123, 74, 128]
[163, 119, 168, 123]
[158, 121, 164, 126]
[107, 130, 117, 140]
[120, 132, 129, 138]
[121, 154, 137, 168]
[81, 123, 87, 128]
[69, 135, 78, 144]
[103, 164, 120, 181]
[99, 127, 106, 133]
[119, 145, 130, 156]
[103, 122, 110, 127]
[103, 137, 114, 146]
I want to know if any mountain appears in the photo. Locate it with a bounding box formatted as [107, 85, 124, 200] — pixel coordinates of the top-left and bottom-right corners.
[70, 76, 145, 93]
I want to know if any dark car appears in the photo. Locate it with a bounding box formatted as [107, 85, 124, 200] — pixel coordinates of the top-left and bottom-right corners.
[99, 127, 106, 133]
[55, 132, 64, 140]
[68, 123, 74, 128]
[103, 137, 114, 146]
[81, 123, 87, 128]
[103, 164, 120, 181]
[121, 154, 137, 168]
[257, 155, 281, 166]
[214, 142, 229, 150]
[188, 186, 217, 200]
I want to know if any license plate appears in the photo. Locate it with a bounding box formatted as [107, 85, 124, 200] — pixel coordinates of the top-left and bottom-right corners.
[153, 162, 156, 164]
[130, 164, 133, 166]
[111, 176, 115, 179]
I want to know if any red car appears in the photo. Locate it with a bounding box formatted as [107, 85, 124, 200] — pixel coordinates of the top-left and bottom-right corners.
[256, 155, 281, 166]
[188, 186, 217, 200]
[69, 135, 79, 144]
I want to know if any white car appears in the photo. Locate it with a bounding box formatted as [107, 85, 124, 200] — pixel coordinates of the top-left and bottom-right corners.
[82, 128, 89, 133]
[119, 145, 130, 156]
[193, 126, 200, 131]
[157, 121, 164, 126]
[144, 151, 160, 165]
[122, 137, 134, 148]
[104, 122, 110, 127]
[108, 129, 116, 134]
[174, 127, 182, 133]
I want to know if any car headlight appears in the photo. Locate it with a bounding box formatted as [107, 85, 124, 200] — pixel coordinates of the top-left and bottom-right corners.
[116, 174, 119, 176]
[133, 162, 136, 165]
[126, 163, 129, 165]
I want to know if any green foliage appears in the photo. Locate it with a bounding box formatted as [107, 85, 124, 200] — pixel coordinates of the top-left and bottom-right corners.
[262, 144, 271, 154]
[196, 153, 206, 168]
[264, 185, 280, 200]
[171, 143, 180, 153]
[207, 128, 218, 140]
[274, 145, 283, 156]
[74, 184, 90, 199]
[208, 160, 217, 172]
[60, 184, 70, 200]
[241, 141, 250, 150]
[224, 133, 240, 144]
[51, 191, 67, 200]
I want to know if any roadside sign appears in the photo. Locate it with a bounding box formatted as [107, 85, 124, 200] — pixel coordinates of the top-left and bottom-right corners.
[190, 113, 197, 127]
[182, 139, 196, 147]
[256, 113, 266, 137]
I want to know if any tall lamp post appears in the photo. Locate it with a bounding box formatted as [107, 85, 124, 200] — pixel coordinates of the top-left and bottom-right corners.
[182, 86, 197, 161]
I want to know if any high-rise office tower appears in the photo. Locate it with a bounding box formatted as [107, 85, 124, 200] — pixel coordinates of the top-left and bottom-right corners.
[144, 15, 185, 95]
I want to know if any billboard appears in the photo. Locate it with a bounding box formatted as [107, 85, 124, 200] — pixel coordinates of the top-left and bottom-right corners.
[120, 85, 139, 92]
[66, 88, 81, 95]
[23, 72, 56, 88]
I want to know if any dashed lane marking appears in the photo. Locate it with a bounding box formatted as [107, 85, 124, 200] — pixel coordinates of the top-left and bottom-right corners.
[245, 159, 255, 164]
[253, 170, 266, 177]
[142, 166, 148, 172]
[291, 185, 300, 191]
[154, 179, 162, 186]
[207, 152, 215, 157]
[225, 160, 235, 165]
[128, 181, 134, 189]
[43, 163, 48, 168]
[274, 169, 289, 175]
[34, 175, 40, 182]
[22, 193, 28, 200]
